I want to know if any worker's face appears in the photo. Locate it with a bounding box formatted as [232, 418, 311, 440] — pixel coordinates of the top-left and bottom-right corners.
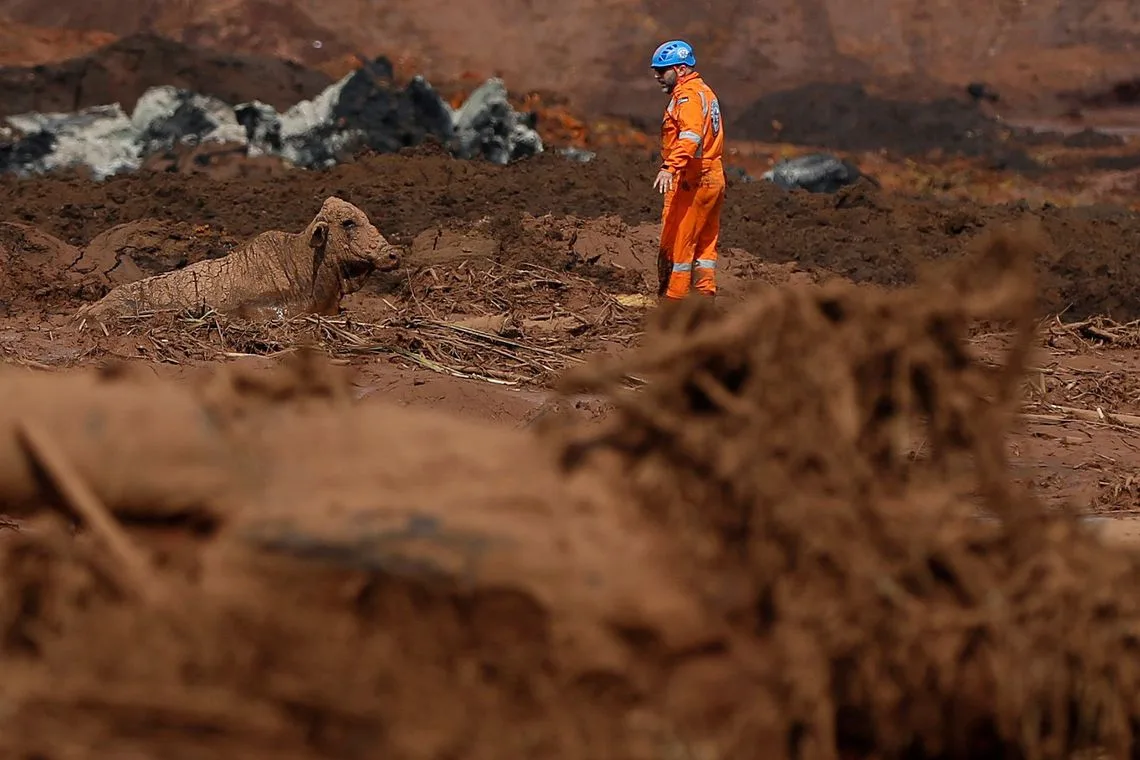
[653, 66, 678, 93]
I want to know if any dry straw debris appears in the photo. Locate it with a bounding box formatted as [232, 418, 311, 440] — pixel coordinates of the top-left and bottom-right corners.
[79, 260, 645, 386]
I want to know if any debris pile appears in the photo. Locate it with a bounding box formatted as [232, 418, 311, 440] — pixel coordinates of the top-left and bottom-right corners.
[0, 58, 544, 179]
[761, 152, 868, 193]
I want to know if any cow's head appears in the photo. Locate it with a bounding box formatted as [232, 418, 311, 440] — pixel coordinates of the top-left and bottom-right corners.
[305, 196, 402, 293]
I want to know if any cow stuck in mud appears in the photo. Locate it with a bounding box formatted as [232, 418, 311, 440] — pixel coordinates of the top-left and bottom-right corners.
[74, 197, 401, 322]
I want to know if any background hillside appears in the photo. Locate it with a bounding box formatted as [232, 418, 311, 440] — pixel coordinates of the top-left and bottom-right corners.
[2, 0, 1138, 123]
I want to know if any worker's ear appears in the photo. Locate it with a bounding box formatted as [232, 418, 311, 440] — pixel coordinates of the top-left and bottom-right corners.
[309, 220, 328, 248]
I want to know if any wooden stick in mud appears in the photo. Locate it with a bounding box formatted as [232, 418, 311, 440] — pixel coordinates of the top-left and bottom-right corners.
[15, 419, 164, 606]
[1022, 405, 1140, 431]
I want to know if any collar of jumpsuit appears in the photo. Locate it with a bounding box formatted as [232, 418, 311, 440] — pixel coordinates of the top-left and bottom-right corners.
[672, 70, 701, 88]
[657, 65, 724, 301]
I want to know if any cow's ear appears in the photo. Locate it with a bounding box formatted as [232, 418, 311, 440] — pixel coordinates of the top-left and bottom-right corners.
[309, 221, 328, 248]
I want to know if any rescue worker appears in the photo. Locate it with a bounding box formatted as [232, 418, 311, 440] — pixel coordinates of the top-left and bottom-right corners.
[650, 39, 725, 301]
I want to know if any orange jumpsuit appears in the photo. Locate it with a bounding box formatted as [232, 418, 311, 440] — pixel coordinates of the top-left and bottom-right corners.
[658, 71, 726, 300]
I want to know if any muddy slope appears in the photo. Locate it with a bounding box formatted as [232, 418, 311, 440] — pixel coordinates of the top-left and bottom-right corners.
[0, 32, 333, 117]
[2, 149, 1140, 319]
[3, 0, 1139, 121]
[731, 82, 1038, 163]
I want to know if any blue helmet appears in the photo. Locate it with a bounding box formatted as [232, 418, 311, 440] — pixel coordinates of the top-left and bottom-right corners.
[651, 39, 696, 69]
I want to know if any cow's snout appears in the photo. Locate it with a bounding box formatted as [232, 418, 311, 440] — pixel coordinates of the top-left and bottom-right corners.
[376, 245, 401, 272]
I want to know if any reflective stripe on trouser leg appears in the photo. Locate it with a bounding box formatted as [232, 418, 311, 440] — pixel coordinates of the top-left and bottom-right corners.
[664, 261, 693, 300]
[692, 257, 716, 296]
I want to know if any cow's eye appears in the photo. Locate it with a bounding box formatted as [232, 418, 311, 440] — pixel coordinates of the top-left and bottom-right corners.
[342, 219, 357, 229]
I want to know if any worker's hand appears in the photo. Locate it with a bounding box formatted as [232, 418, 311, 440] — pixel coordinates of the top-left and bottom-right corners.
[653, 169, 674, 194]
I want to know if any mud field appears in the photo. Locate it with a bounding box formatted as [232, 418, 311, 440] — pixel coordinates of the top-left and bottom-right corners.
[7, 148, 1140, 318]
[5, 5, 1140, 757]
[3, 138, 1140, 759]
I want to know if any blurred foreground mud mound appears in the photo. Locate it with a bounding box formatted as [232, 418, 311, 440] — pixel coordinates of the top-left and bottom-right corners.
[553, 220, 1140, 758]
[4, 224, 1140, 759]
[556, 221, 1045, 521]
